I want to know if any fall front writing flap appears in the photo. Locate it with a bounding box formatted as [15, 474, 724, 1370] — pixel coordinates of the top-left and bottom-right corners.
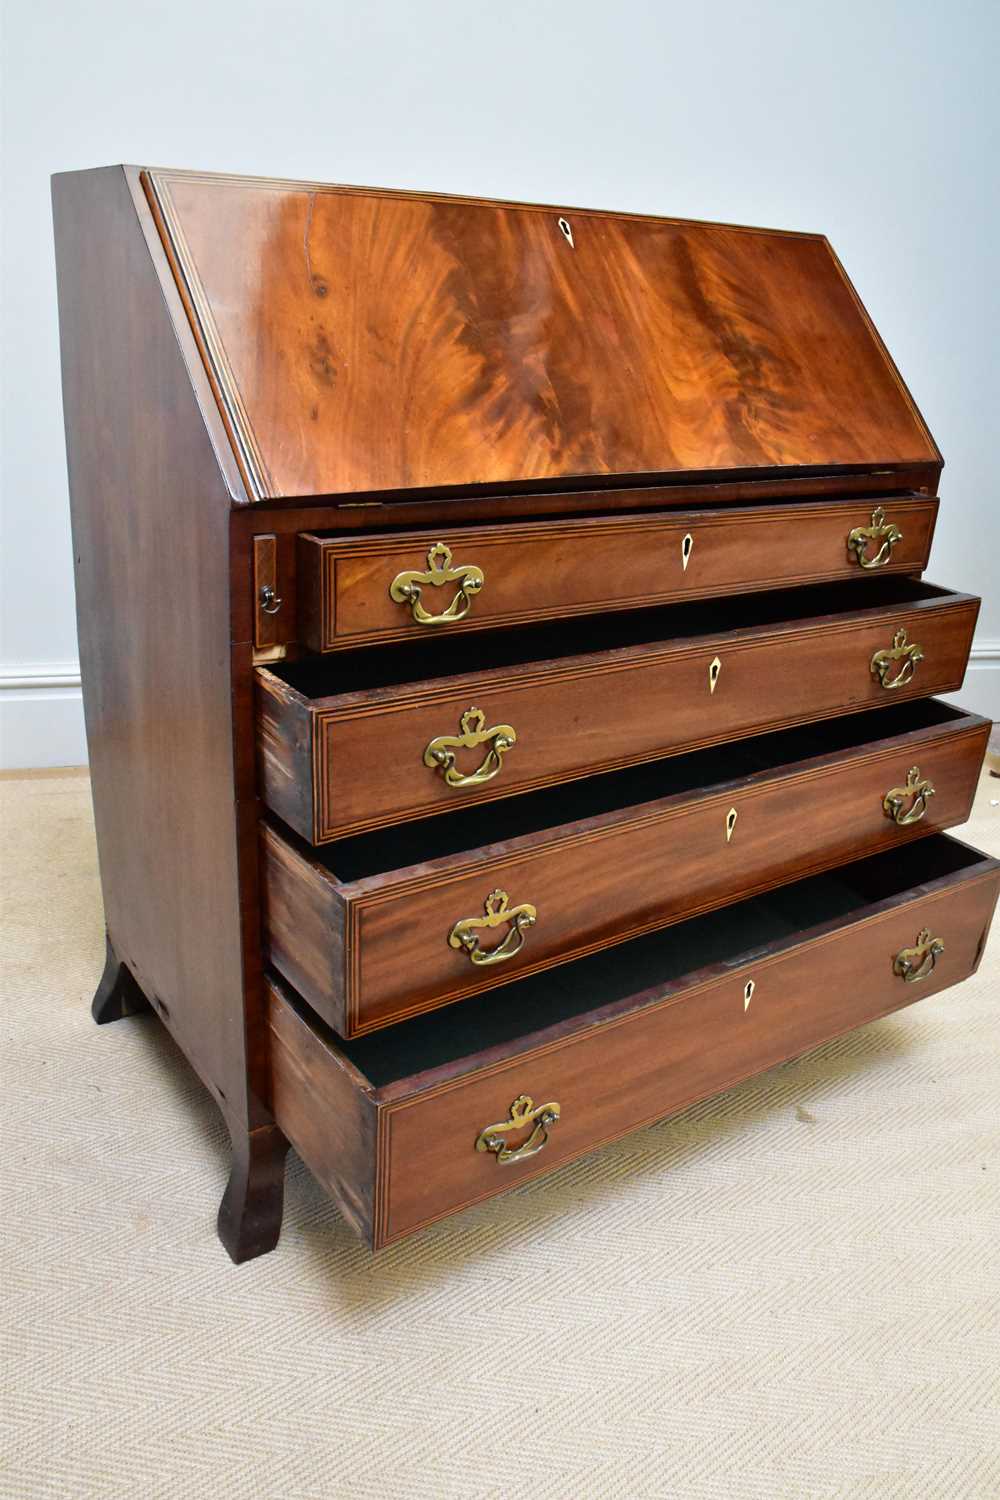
[145, 169, 939, 502]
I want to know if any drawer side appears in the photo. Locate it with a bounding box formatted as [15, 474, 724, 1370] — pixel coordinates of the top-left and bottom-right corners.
[257, 672, 316, 842]
[261, 825, 348, 1034]
[268, 980, 378, 1244]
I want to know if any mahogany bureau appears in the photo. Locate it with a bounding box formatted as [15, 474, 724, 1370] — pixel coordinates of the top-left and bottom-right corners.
[52, 166, 998, 1260]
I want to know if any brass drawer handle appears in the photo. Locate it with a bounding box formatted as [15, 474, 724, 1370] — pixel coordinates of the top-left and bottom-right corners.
[893, 927, 945, 983]
[883, 765, 936, 826]
[848, 505, 902, 570]
[871, 627, 923, 690]
[389, 542, 485, 625]
[450, 888, 537, 966]
[475, 1094, 560, 1164]
[424, 707, 516, 788]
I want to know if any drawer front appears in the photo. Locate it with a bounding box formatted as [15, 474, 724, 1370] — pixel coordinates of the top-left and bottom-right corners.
[297, 497, 938, 651]
[372, 863, 999, 1247]
[258, 593, 978, 843]
[262, 713, 989, 1035]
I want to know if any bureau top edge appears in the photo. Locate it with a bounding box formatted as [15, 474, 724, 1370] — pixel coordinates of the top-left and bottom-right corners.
[85, 163, 943, 507]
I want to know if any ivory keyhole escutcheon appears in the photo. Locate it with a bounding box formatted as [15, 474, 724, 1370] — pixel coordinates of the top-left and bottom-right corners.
[709, 656, 722, 694]
[726, 807, 738, 842]
[557, 216, 575, 248]
[744, 979, 755, 1013]
[681, 533, 694, 571]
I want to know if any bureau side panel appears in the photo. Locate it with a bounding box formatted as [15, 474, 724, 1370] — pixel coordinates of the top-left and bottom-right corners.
[51, 165, 255, 1127]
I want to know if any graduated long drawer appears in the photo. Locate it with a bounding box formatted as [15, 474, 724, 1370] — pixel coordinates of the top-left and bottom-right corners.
[257, 579, 978, 843]
[295, 495, 938, 651]
[268, 835, 1000, 1249]
[261, 701, 988, 1036]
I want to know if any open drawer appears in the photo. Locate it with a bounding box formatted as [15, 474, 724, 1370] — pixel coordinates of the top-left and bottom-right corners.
[262, 701, 990, 1036]
[268, 834, 1000, 1249]
[295, 495, 939, 651]
[257, 578, 979, 843]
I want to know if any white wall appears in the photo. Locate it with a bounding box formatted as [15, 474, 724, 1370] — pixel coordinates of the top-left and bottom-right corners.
[2, 0, 997, 767]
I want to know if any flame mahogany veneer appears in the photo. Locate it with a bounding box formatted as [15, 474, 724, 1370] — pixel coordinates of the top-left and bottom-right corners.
[52, 165, 994, 1262]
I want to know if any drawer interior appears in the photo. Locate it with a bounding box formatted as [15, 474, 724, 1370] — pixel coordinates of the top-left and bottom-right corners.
[314, 834, 991, 1087]
[275, 577, 954, 698]
[293, 700, 975, 883]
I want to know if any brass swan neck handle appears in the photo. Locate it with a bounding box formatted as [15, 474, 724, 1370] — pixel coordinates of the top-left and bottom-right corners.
[475, 1095, 561, 1164]
[882, 765, 936, 826]
[424, 707, 516, 789]
[449, 888, 537, 967]
[871, 627, 923, 691]
[847, 505, 903, 570]
[893, 928, 945, 983]
[390, 542, 485, 626]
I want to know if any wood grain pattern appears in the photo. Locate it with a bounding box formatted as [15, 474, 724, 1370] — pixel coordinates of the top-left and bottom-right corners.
[261, 823, 347, 1023]
[229, 475, 942, 655]
[265, 841, 1000, 1248]
[375, 856, 999, 1247]
[216, 1123, 290, 1264]
[256, 672, 314, 838]
[260, 709, 990, 1035]
[52, 166, 257, 1136]
[252, 533, 282, 650]
[145, 168, 939, 501]
[267, 988, 377, 1239]
[297, 495, 939, 652]
[258, 585, 979, 843]
[57, 162, 986, 1266]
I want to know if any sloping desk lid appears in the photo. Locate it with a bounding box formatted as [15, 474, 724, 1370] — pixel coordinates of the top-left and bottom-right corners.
[144, 169, 939, 502]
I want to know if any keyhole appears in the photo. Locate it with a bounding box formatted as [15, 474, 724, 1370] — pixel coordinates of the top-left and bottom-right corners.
[726, 807, 738, 843]
[744, 979, 755, 1013]
[681, 533, 694, 572]
[709, 656, 722, 694]
[557, 216, 575, 249]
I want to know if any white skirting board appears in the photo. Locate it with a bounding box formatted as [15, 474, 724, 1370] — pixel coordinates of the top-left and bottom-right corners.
[937, 649, 1000, 721]
[0, 663, 89, 771]
[1, 647, 998, 771]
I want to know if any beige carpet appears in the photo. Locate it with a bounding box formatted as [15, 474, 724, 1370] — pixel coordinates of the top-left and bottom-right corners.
[2, 768, 999, 1500]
